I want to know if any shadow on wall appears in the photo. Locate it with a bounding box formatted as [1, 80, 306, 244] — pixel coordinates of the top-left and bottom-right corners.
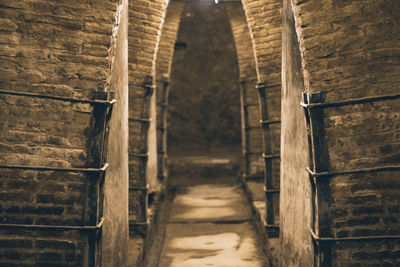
[168, 0, 241, 152]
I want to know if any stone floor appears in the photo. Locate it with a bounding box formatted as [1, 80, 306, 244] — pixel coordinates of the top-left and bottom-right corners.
[158, 183, 267, 267]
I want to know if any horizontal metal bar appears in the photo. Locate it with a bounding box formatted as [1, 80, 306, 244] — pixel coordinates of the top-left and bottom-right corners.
[264, 186, 280, 193]
[130, 153, 149, 158]
[310, 228, 400, 242]
[129, 117, 151, 123]
[256, 82, 281, 90]
[130, 221, 149, 226]
[306, 165, 400, 180]
[245, 151, 263, 155]
[263, 153, 280, 159]
[301, 92, 400, 109]
[265, 224, 280, 229]
[260, 120, 281, 125]
[243, 174, 264, 180]
[130, 184, 149, 191]
[0, 90, 116, 106]
[244, 103, 259, 107]
[0, 163, 109, 173]
[132, 83, 156, 89]
[0, 217, 104, 231]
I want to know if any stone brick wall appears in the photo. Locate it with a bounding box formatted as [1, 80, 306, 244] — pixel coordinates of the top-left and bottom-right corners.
[286, 0, 400, 265]
[128, 0, 168, 235]
[155, 1, 185, 181]
[241, 0, 282, 233]
[226, 2, 263, 176]
[0, 0, 128, 265]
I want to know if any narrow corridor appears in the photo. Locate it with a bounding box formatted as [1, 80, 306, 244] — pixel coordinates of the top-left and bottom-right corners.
[144, 154, 267, 267]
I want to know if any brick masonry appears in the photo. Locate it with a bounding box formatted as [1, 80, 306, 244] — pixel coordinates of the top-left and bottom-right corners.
[128, 0, 168, 236]
[226, 3, 263, 176]
[155, 1, 185, 181]
[284, 0, 400, 265]
[0, 0, 399, 265]
[0, 0, 129, 265]
[241, 0, 282, 235]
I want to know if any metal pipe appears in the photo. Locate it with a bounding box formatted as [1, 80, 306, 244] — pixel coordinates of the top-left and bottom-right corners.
[306, 165, 400, 180]
[264, 186, 280, 193]
[0, 90, 116, 106]
[130, 153, 149, 158]
[0, 163, 109, 173]
[130, 184, 149, 191]
[0, 217, 104, 231]
[244, 103, 259, 107]
[262, 153, 280, 159]
[260, 120, 281, 125]
[301, 92, 400, 109]
[129, 117, 151, 123]
[310, 228, 400, 242]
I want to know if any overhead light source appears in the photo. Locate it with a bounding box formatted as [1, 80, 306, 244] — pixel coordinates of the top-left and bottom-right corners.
[215, 0, 218, 3]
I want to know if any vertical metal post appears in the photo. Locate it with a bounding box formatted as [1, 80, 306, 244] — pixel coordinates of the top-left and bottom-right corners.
[239, 78, 250, 180]
[157, 75, 170, 183]
[302, 92, 332, 266]
[89, 90, 114, 266]
[257, 82, 279, 237]
[131, 78, 155, 236]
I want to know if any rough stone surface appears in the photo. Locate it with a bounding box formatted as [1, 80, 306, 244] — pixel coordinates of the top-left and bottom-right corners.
[128, 0, 169, 235]
[169, 185, 252, 222]
[160, 222, 265, 267]
[281, 0, 313, 265]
